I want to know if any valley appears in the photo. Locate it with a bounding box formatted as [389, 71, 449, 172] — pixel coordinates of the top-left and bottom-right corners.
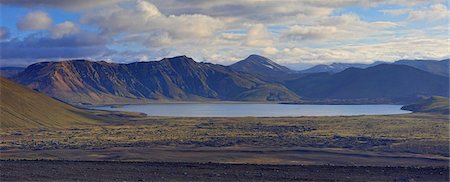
[1, 56, 449, 181]
[2, 1, 449, 180]
[1, 112, 449, 180]
[12, 55, 449, 105]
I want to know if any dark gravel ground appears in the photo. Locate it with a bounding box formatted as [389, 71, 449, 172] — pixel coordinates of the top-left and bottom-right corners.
[0, 160, 448, 181]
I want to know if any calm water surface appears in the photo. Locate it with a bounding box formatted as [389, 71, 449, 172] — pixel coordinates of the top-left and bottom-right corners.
[92, 104, 410, 117]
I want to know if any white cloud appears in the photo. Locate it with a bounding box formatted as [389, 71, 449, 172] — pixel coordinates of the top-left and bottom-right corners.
[0, 0, 121, 10]
[17, 11, 53, 30]
[262, 47, 279, 55]
[245, 24, 273, 47]
[407, 3, 448, 21]
[51, 21, 79, 38]
[380, 3, 449, 22]
[275, 36, 449, 64]
[2, 0, 448, 66]
[82, 1, 224, 41]
[281, 25, 337, 41]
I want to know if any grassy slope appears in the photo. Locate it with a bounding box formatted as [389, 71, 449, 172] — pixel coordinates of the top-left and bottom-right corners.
[402, 96, 450, 114]
[0, 77, 99, 129]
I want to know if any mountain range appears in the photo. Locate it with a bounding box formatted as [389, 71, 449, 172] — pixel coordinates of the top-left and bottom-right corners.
[11, 55, 450, 105]
[14, 56, 299, 105]
[393, 59, 449, 77]
[299, 59, 449, 77]
[285, 64, 449, 100]
[299, 62, 385, 74]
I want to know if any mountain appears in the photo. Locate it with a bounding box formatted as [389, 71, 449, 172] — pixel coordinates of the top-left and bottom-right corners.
[230, 54, 305, 82]
[0, 77, 99, 129]
[15, 56, 300, 105]
[285, 64, 449, 101]
[230, 55, 295, 76]
[0, 67, 25, 78]
[393, 59, 449, 77]
[401, 96, 449, 114]
[299, 62, 384, 74]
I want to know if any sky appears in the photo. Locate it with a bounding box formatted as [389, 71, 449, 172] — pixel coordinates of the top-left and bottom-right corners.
[0, 0, 449, 69]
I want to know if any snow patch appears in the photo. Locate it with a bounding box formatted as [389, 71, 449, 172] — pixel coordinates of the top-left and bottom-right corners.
[263, 64, 274, 69]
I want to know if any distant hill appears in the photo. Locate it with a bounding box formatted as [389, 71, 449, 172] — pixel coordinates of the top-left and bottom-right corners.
[230, 55, 294, 75]
[0, 77, 99, 129]
[401, 96, 449, 114]
[299, 62, 384, 74]
[393, 59, 449, 77]
[15, 56, 300, 105]
[0, 67, 25, 78]
[285, 64, 449, 101]
[230, 55, 304, 82]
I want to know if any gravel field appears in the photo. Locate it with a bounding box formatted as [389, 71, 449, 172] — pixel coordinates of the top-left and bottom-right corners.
[1, 160, 449, 181]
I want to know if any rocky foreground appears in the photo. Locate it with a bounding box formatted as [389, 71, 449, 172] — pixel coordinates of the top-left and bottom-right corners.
[1, 160, 448, 181]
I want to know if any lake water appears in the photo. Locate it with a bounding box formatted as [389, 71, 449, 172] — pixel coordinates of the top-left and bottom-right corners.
[92, 104, 410, 117]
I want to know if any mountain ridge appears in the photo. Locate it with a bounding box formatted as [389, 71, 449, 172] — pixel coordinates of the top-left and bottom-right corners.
[15, 56, 300, 105]
[13, 55, 449, 105]
[285, 64, 449, 100]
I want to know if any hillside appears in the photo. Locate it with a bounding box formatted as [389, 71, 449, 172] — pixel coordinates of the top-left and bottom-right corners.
[0, 77, 99, 129]
[15, 56, 300, 105]
[285, 64, 449, 100]
[394, 59, 449, 77]
[401, 96, 449, 114]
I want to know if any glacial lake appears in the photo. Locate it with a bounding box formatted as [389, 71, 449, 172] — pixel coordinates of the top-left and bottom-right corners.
[92, 104, 410, 117]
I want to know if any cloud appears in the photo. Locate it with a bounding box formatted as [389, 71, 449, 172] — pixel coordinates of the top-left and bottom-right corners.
[81, 0, 224, 40]
[275, 36, 450, 64]
[0, 0, 120, 10]
[51, 21, 80, 38]
[17, 11, 53, 31]
[245, 24, 273, 47]
[281, 25, 337, 41]
[407, 3, 448, 21]
[262, 47, 278, 55]
[379, 8, 410, 16]
[0, 32, 111, 60]
[1, 0, 448, 66]
[380, 3, 448, 22]
[0, 27, 10, 40]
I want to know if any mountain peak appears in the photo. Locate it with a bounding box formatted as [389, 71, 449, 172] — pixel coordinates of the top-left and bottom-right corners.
[245, 54, 276, 65]
[230, 55, 293, 76]
[161, 55, 196, 63]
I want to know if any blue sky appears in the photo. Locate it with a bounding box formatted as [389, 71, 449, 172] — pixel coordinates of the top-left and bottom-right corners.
[0, 0, 448, 69]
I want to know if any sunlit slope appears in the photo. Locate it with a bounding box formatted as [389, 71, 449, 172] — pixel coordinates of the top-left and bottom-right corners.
[402, 96, 450, 114]
[0, 77, 99, 129]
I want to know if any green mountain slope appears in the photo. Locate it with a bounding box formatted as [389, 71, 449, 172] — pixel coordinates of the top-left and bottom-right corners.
[0, 77, 99, 129]
[401, 96, 449, 114]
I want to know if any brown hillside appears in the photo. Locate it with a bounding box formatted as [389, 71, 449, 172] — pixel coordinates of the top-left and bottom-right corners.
[0, 77, 99, 129]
